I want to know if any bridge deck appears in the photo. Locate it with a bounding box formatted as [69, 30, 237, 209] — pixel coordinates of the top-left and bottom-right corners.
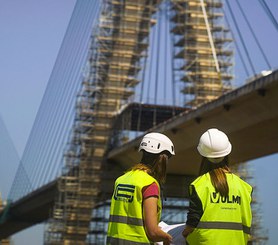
[108, 69, 278, 176]
[1, 69, 278, 239]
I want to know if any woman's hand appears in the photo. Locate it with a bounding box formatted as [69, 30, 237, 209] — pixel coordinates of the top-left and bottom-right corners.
[182, 225, 194, 239]
[163, 233, 173, 245]
[143, 197, 172, 244]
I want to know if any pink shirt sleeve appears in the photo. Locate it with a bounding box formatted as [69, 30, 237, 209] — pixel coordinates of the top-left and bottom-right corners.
[142, 182, 159, 199]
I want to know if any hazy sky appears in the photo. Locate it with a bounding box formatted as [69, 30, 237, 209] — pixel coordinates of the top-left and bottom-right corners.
[0, 0, 76, 244]
[0, 0, 278, 244]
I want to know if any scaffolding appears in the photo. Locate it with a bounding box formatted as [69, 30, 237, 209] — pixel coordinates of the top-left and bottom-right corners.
[44, 0, 162, 244]
[171, 0, 233, 107]
[44, 1, 267, 244]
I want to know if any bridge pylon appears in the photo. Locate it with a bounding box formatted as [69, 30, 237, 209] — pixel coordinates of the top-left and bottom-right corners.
[44, 0, 251, 244]
[44, 0, 161, 243]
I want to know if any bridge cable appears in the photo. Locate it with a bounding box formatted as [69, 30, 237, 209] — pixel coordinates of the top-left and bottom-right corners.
[32, 2, 88, 188]
[48, 1, 101, 184]
[235, 0, 272, 70]
[8, 25, 72, 198]
[258, 0, 278, 32]
[9, 1, 101, 200]
[223, 14, 250, 78]
[146, 18, 156, 104]
[164, 1, 176, 109]
[163, 3, 168, 103]
[0, 115, 27, 201]
[31, 8, 82, 188]
[136, 47, 148, 134]
[42, 0, 101, 187]
[23, 2, 83, 190]
[225, 0, 257, 76]
[153, 5, 163, 126]
[38, 1, 99, 187]
[25, 1, 86, 187]
[137, 5, 153, 134]
[168, 3, 178, 108]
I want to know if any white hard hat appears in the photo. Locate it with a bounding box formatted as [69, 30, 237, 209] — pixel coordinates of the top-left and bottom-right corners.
[197, 128, 232, 158]
[139, 132, 175, 156]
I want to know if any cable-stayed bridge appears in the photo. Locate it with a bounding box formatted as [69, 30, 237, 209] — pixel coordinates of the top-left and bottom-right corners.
[0, 0, 277, 244]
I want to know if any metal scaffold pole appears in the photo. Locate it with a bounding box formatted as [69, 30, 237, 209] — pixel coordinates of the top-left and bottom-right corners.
[43, 1, 267, 244]
[44, 0, 162, 244]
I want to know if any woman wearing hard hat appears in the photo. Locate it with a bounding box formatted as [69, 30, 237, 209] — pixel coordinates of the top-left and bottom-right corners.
[106, 132, 175, 245]
[182, 128, 252, 245]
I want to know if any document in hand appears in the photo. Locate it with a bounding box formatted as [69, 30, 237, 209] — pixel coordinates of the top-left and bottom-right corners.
[155, 221, 186, 245]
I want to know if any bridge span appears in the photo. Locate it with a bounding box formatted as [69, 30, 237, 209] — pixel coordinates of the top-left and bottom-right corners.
[0, 69, 278, 239]
[109, 69, 278, 176]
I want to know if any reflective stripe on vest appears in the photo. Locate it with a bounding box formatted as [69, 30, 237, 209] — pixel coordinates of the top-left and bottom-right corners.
[106, 236, 153, 245]
[197, 221, 251, 234]
[109, 215, 144, 226]
[187, 173, 252, 245]
[107, 170, 161, 244]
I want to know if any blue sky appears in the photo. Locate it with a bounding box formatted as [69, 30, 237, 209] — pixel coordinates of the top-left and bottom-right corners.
[0, 0, 76, 244]
[0, 0, 278, 244]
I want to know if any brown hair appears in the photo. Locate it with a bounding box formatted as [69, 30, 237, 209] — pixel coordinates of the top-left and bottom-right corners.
[199, 157, 231, 198]
[132, 151, 169, 185]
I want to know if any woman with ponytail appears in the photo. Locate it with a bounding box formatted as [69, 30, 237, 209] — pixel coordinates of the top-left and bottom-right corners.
[182, 128, 253, 245]
[107, 132, 175, 245]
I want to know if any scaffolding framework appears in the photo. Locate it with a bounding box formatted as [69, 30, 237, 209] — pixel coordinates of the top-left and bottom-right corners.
[171, 0, 233, 107]
[45, 0, 162, 244]
[44, 1, 266, 244]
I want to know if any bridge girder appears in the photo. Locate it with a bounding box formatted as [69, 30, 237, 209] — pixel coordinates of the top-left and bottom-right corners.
[1, 70, 277, 240]
[108, 70, 278, 175]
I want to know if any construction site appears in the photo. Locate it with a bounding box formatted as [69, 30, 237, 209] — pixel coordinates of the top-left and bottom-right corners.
[42, 0, 267, 244]
[0, 0, 272, 244]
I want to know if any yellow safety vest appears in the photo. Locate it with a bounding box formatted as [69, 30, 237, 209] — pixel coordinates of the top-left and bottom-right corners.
[187, 173, 252, 245]
[106, 170, 161, 245]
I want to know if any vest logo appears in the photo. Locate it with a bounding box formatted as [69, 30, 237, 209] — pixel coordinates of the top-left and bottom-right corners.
[114, 184, 135, 203]
[210, 192, 241, 205]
